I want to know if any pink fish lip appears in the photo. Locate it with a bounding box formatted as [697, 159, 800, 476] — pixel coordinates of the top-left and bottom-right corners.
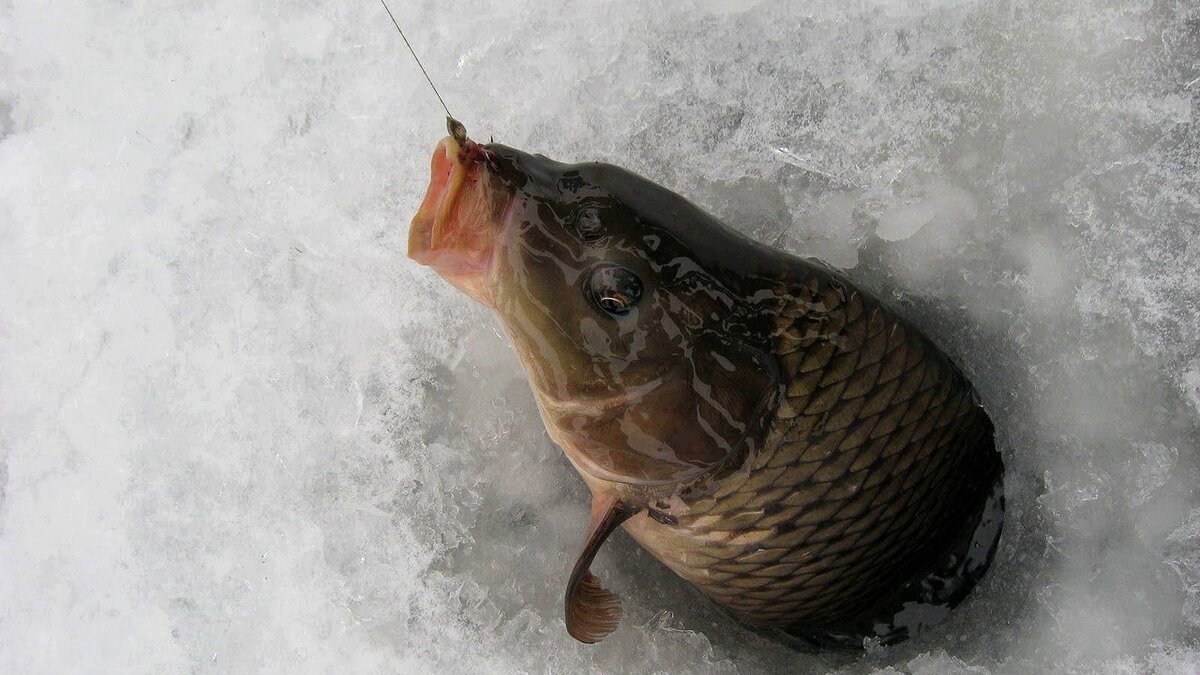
[408, 136, 506, 305]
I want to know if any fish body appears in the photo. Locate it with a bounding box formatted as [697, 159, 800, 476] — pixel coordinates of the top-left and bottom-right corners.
[408, 135, 1003, 646]
[618, 271, 1001, 639]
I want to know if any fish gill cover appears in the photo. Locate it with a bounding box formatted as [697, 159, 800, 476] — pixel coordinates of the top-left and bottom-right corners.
[0, 0, 1198, 673]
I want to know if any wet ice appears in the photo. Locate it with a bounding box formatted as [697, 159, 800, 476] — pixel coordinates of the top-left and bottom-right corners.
[1, 0, 1198, 673]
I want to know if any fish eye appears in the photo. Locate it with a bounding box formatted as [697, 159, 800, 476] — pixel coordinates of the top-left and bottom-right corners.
[574, 206, 604, 242]
[585, 265, 642, 317]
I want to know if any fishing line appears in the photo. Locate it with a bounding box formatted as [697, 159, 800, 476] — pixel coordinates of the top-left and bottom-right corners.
[378, 0, 467, 143]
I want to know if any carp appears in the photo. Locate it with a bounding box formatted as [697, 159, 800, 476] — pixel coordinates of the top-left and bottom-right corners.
[408, 131, 1003, 647]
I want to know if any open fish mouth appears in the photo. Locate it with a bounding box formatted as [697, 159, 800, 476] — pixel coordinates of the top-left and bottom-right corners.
[408, 136, 507, 304]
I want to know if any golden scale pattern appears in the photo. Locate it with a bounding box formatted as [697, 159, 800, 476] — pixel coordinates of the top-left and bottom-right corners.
[637, 271, 992, 629]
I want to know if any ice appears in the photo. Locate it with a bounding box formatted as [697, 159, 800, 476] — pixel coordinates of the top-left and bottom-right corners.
[872, 180, 978, 244]
[1166, 509, 1200, 629]
[1, 0, 1198, 673]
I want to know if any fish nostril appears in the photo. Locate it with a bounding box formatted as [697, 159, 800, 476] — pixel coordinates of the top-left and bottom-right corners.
[574, 207, 604, 242]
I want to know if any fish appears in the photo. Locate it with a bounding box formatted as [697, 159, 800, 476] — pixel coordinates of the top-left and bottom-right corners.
[407, 130, 1004, 648]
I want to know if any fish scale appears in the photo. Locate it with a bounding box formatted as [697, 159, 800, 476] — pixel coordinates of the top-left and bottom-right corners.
[622, 270, 999, 634]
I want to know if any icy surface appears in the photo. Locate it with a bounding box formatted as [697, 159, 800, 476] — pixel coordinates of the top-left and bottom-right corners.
[1, 0, 1198, 672]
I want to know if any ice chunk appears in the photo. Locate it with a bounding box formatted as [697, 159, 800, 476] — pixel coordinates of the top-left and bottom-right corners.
[874, 180, 978, 243]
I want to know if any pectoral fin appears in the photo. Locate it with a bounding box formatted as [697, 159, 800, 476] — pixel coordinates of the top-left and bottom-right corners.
[565, 492, 637, 644]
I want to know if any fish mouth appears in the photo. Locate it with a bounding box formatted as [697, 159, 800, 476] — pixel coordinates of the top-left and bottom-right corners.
[408, 136, 508, 305]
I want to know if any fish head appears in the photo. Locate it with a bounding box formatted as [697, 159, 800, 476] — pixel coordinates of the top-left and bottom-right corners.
[410, 139, 778, 488]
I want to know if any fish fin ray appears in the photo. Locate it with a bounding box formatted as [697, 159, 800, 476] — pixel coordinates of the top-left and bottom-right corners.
[564, 492, 637, 644]
[566, 571, 622, 644]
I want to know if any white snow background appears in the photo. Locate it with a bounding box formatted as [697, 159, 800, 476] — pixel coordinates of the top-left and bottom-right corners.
[2, 0, 1199, 672]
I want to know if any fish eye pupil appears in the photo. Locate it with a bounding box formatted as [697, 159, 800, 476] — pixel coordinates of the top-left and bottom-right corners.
[599, 296, 626, 313]
[586, 265, 642, 317]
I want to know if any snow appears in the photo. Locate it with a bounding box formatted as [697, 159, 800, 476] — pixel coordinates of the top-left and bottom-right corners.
[1, 0, 1198, 672]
